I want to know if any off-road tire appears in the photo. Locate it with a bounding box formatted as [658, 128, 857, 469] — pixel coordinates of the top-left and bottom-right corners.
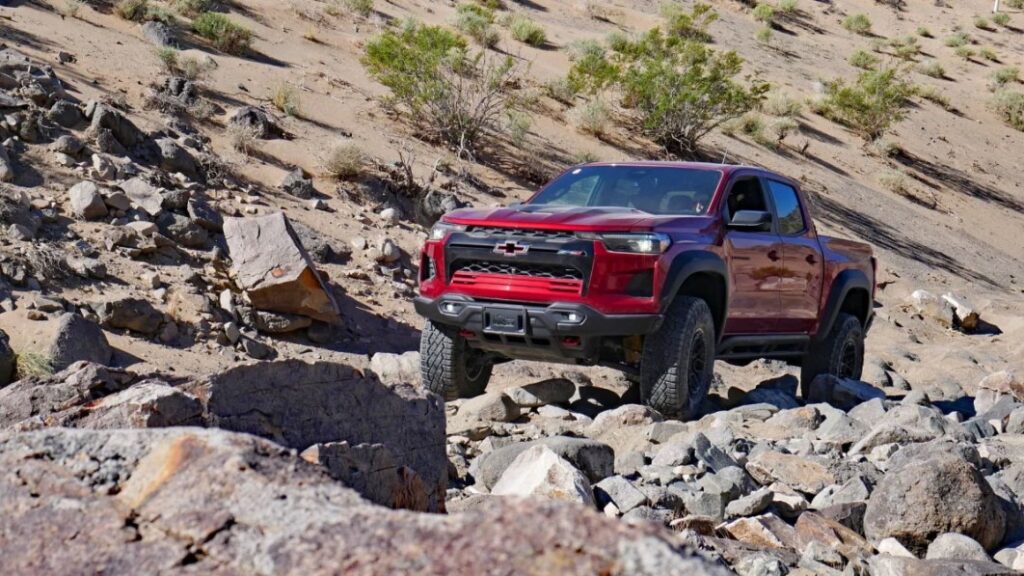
[420, 321, 492, 400]
[640, 296, 716, 420]
[800, 313, 864, 399]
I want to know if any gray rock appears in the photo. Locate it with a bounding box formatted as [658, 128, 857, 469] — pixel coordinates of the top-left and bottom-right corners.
[725, 487, 774, 518]
[281, 168, 315, 199]
[118, 177, 164, 216]
[160, 188, 190, 211]
[0, 426, 727, 575]
[228, 106, 279, 139]
[252, 309, 312, 334]
[155, 138, 199, 179]
[807, 375, 885, 411]
[91, 298, 163, 335]
[141, 21, 176, 47]
[47, 100, 83, 128]
[594, 475, 648, 513]
[652, 440, 693, 467]
[864, 451, 1006, 554]
[927, 533, 992, 562]
[50, 133, 84, 155]
[745, 450, 835, 495]
[302, 441, 431, 511]
[43, 380, 203, 430]
[867, 555, 1015, 576]
[187, 197, 223, 231]
[156, 212, 207, 248]
[369, 351, 420, 385]
[89, 103, 144, 149]
[47, 314, 112, 372]
[7, 222, 32, 241]
[0, 143, 12, 183]
[810, 476, 871, 509]
[471, 435, 614, 489]
[224, 213, 341, 323]
[68, 181, 108, 220]
[693, 432, 740, 472]
[240, 335, 274, 359]
[0, 362, 136, 427]
[492, 444, 595, 506]
[504, 378, 575, 408]
[0, 330, 13, 387]
[457, 392, 519, 423]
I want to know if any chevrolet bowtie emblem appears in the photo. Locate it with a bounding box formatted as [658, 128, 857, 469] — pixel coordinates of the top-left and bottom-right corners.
[494, 241, 529, 256]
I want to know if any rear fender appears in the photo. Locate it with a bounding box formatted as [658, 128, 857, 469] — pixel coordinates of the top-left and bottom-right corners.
[817, 268, 872, 340]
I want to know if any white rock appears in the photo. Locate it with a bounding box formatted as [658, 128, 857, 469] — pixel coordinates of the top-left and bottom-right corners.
[941, 292, 979, 331]
[877, 537, 916, 558]
[492, 445, 595, 506]
[909, 289, 954, 327]
[926, 533, 991, 562]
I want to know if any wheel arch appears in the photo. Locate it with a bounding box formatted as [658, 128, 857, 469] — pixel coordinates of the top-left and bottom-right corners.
[661, 251, 729, 341]
[817, 269, 872, 340]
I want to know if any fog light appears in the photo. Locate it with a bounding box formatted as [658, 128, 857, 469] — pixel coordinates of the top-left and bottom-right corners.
[441, 302, 460, 315]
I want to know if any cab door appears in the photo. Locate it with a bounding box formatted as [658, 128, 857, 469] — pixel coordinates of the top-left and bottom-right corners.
[721, 175, 782, 334]
[765, 179, 824, 333]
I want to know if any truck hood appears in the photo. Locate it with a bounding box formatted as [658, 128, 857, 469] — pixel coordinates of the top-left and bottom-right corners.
[442, 205, 702, 232]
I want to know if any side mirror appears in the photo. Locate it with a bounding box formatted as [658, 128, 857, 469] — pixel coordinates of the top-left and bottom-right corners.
[728, 210, 772, 232]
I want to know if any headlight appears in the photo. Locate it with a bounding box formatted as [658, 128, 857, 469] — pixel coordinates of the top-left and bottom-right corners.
[430, 221, 466, 240]
[583, 232, 671, 254]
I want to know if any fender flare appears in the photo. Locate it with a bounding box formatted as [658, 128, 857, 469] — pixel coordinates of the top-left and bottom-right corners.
[660, 250, 729, 335]
[816, 268, 872, 341]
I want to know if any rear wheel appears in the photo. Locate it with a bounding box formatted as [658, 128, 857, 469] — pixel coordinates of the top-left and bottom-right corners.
[420, 321, 492, 400]
[640, 296, 716, 420]
[800, 313, 864, 399]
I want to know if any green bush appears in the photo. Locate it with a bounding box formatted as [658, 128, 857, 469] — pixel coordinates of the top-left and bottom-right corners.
[980, 47, 999, 62]
[172, 0, 210, 17]
[955, 46, 975, 60]
[917, 60, 945, 79]
[974, 16, 992, 30]
[917, 85, 953, 111]
[993, 66, 1020, 86]
[509, 15, 546, 46]
[455, 3, 499, 47]
[761, 91, 802, 117]
[566, 40, 617, 94]
[1007, 0, 1024, 7]
[755, 25, 773, 45]
[344, 0, 375, 17]
[889, 36, 920, 60]
[849, 49, 879, 69]
[193, 12, 252, 54]
[660, 2, 717, 42]
[945, 32, 971, 47]
[568, 99, 612, 136]
[916, 26, 932, 38]
[363, 22, 522, 153]
[842, 14, 872, 35]
[778, 0, 798, 14]
[115, 0, 148, 20]
[993, 90, 1024, 131]
[819, 67, 914, 140]
[752, 3, 775, 23]
[993, 12, 1011, 27]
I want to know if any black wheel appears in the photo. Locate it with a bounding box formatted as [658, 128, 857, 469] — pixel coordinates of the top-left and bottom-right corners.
[640, 296, 716, 420]
[800, 313, 865, 398]
[420, 321, 492, 400]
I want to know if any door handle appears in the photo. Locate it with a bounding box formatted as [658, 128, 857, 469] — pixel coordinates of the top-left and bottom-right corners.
[806, 254, 818, 265]
[768, 250, 781, 262]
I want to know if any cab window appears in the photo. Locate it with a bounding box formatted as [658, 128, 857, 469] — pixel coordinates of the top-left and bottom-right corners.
[766, 180, 806, 236]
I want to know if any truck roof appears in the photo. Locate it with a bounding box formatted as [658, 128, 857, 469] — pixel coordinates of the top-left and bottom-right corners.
[581, 161, 767, 175]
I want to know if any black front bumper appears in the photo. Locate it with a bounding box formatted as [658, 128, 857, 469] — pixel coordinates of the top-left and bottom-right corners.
[415, 295, 662, 363]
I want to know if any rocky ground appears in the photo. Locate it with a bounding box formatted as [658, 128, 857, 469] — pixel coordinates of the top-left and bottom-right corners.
[2, 0, 1024, 574]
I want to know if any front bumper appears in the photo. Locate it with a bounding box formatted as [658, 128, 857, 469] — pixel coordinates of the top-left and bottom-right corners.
[415, 295, 662, 363]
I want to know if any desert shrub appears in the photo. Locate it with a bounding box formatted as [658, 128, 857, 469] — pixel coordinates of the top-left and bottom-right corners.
[271, 82, 301, 116]
[509, 14, 546, 46]
[889, 36, 920, 60]
[566, 40, 617, 94]
[172, 0, 211, 17]
[842, 14, 872, 35]
[980, 47, 999, 62]
[945, 32, 970, 47]
[227, 123, 261, 155]
[992, 66, 1020, 87]
[455, 3, 499, 47]
[115, 0, 148, 20]
[778, 0, 798, 14]
[974, 15, 992, 30]
[193, 12, 252, 54]
[569, 149, 600, 164]
[916, 26, 932, 38]
[917, 85, 952, 110]
[324, 142, 367, 179]
[543, 77, 577, 104]
[177, 54, 215, 80]
[879, 170, 909, 194]
[660, 2, 717, 41]
[568, 99, 612, 136]
[15, 352, 53, 380]
[567, 39, 604, 62]
[849, 49, 879, 69]
[505, 110, 531, 145]
[752, 3, 775, 23]
[157, 47, 178, 73]
[759, 117, 798, 148]
[819, 67, 914, 140]
[59, 0, 85, 18]
[606, 31, 632, 52]
[1008, 0, 1024, 7]
[992, 90, 1024, 131]
[761, 91, 802, 117]
[363, 22, 522, 155]
[917, 60, 945, 79]
[342, 0, 375, 17]
[755, 25, 773, 45]
[872, 139, 902, 157]
[954, 46, 975, 60]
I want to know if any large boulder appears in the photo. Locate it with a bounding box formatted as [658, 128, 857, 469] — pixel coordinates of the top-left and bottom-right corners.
[0, 362, 136, 428]
[42, 381, 203, 430]
[491, 444, 595, 506]
[301, 441, 430, 512]
[471, 435, 615, 490]
[47, 313, 113, 371]
[224, 213, 341, 323]
[0, 427, 728, 575]
[864, 451, 1006, 554]
[185, 360, 446, 512]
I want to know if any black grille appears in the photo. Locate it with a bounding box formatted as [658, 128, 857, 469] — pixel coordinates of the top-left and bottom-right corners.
[456, 261, 584, 281]
[464, 226, 576, 242]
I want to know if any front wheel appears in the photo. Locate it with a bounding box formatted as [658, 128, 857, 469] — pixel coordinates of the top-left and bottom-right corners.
[420, 321, 492, 400]
[640, 296, 716, 420]
[800, 313, 865, 399]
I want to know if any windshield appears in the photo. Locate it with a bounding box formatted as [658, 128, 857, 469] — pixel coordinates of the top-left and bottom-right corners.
[529, 166, 722, 215]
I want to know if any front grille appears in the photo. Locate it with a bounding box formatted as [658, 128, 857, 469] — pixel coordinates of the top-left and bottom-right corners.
[464, 226, 576, 243]
[455, 261, 583, 281]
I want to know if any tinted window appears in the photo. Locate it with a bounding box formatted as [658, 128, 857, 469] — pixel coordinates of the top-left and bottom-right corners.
[767, 181, 806, 235]
[726, 178, 768, 219]
[530, 166, 722, 215]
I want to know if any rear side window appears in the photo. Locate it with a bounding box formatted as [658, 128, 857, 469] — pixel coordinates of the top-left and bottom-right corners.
[767, 181, 806, 235]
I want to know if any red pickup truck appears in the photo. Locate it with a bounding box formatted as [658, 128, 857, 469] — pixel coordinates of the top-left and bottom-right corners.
[415, 162, 875, 419]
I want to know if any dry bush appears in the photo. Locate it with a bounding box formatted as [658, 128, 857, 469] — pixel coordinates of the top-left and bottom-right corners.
[509, 14, 546, 46]
[324, 142, 367, 179]
[568, 99, 612, 136]
[227, 123, 262, 156]
[879, 170, 909, 194]
[993, 90, 1024, 131]
[192, 12, 252, 55]
[271, 82, 301, 117]
[58, 0, 84, 18]
[761, 91, 802, 117]
[15, 352, 54, 380]
[842, 14, 872, 35]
